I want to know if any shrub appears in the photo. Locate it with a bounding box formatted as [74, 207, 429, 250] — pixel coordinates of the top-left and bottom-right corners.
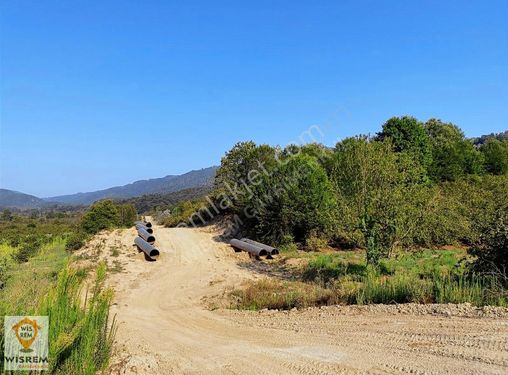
[470, 206, 508, 277]
[305, 235, 329, 251]
[481, 139, 508, 175]
[116, 203, 137, 227]
[65, 231, 89, 251]
[163, 198, 213, 227]
[252, 154, 338, 244]
[12, 235, 41, 263]
[80, 200, 119, 234]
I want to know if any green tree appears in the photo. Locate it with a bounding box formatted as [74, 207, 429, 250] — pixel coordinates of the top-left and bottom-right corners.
[481, 139, 508, 175]
[331, 137, 423, 264]
[378, 116, 432, 172]
[215, 141, 277, 213]
[251, 154, 337, 244]
[80, 200, 120, 234]
[116, 203, 137, 227]
[470, 206, 508, 277]
[425, 118, 484, 180]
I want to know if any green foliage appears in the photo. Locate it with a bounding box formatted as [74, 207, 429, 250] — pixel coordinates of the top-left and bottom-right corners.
[65, 231, 89, 251]
[292, 249, 506, 307]
[116, 203, 137, 227]
[211, 117, 507, 272]
[215, 141, 278, 213]
[378, 116, 433, 171]
[79, 200, 135, 234]
[162, 198, 213, 227]
[470, 205, 508, 276]
[0, 241, 115, 374]
[37, 263, 115, 374]
[12, 235, 41, 263]
[331, 137, 423, 264]
[80, 200, 119, 234]
[252, 154, 338, 243]
[480, 138, 508, 175]
[425, 118, 485, 181]
[1, 209, 13, 221]
[121, 186, 212, 214]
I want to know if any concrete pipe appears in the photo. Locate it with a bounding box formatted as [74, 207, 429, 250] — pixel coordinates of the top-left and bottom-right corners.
[134, 237, 160, 258]
[135, 220, 152, 228]
[137, 227, 156, 244]
[240, 238, 279, 255]
[230, 239, 267, 257]
[136, 223, 153, 234]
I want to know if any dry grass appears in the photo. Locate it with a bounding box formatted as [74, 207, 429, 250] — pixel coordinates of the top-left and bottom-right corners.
[231, 279, 333, 310]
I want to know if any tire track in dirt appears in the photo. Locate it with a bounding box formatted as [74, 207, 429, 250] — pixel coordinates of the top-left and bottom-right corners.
[93, 224, 508, 375]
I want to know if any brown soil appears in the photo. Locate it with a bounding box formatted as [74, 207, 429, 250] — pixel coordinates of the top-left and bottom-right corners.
[78, 223, 508, 375]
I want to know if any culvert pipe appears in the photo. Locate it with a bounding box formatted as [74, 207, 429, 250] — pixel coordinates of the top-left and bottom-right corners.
[135, 220, 152, 228]
[230, 239, 267, 257]
[134, 237, 160, 258]
[135, 223, 153, 234]
[137, 227, 156, 244]
[240, 238, 279, 255]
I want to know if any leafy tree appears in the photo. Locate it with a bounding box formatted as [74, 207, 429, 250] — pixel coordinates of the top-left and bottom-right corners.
[116, 203, 137, 227]
[331, 137, 424, 264]
[470, 206, 508, 277]
[215, 141, 277, 213]
[425, 118, 484, 180]
[251, 154, 337, 243]
[378, 116, 432, 171]
[481, 139, 508, 175]
[80, 200, 120, 234]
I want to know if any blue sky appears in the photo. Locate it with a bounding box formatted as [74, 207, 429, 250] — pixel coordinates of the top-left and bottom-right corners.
[1, 0, 507, 197]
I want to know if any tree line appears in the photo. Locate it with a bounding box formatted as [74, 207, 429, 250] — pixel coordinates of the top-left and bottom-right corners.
[209, 116, 507, 273]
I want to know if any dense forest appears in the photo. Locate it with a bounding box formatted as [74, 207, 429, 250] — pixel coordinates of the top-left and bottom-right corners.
[164, 116, 508, 277]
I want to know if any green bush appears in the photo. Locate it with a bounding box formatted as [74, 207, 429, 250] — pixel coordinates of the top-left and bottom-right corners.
[470, 206, 508, 277]
[12, 235, 41, 263]
[163, 198, 213, 227]
[481, 139, 508, 175]
[252, 154, 338, 243]
[65, 231, 89, 251]
[80, 200, 120, 234]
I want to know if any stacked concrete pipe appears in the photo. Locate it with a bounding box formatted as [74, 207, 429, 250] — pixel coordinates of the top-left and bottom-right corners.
[134, 220, 158, 260]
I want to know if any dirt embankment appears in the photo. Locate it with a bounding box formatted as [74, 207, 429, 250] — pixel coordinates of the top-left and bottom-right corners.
[77, 223, 508, 375]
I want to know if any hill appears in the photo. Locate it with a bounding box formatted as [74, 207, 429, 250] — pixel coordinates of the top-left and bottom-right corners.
[0, 189, 48, 209]
[45, 167, 217, 205]
[120, 185, 212, 213]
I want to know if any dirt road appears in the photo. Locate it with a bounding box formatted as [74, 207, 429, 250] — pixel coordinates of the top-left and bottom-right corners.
[88, 224, 508, 375]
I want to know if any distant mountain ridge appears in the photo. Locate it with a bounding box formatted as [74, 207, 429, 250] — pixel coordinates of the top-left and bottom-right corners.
[0, 189, 48, 209]
[44, 167, 218, 205]
[0, 167, 217, 208]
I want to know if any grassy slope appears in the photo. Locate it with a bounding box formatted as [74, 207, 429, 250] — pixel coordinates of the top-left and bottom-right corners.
[0, 239, 115, 374]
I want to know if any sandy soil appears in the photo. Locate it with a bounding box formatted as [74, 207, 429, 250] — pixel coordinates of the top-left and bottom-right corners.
[80, 223, 508, 375]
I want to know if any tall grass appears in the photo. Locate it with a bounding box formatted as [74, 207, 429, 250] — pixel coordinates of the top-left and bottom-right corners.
[0, 263, 116, 374]
[232, 279, 332, 310]
[232, 249, 508, 310]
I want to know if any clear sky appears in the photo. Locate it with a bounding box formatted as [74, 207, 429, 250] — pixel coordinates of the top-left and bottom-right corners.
[1, 0, 507, 197]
